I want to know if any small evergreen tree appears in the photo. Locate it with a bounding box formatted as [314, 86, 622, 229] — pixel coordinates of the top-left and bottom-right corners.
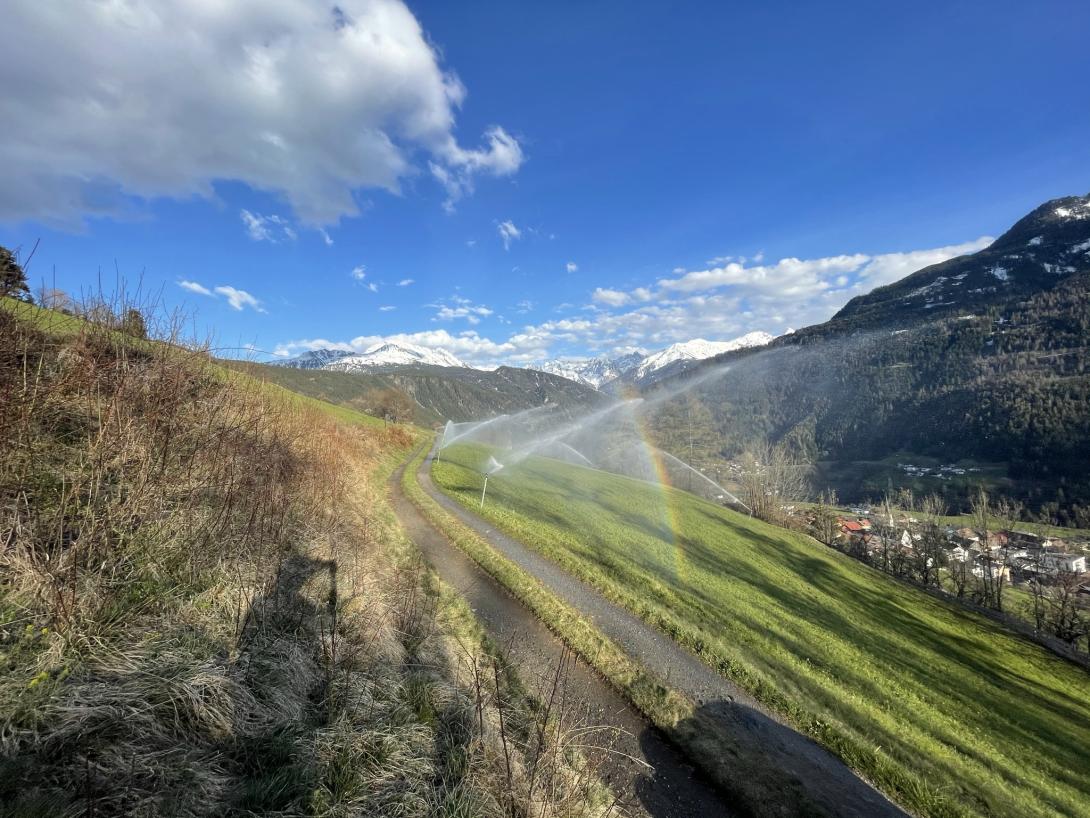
[121, 307, 149, 339]
[0, 246, 33, 302]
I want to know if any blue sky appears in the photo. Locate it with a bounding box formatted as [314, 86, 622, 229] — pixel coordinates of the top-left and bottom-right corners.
[1, 0, 1088, 366]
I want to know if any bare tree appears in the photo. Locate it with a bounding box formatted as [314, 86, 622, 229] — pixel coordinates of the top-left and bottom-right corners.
[738, 440, 809, 524]
[915, 494, 947, 588]
[810, 489, 842, 547]
[971, 487, 999, 609]
[1046, 568, 1089, 650]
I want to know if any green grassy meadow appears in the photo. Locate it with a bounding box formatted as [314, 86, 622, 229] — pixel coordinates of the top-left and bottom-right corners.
[432, 443, 1090, 818]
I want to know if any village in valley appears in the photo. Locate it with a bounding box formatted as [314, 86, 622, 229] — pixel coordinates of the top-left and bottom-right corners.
[808, 499, 1090, 652]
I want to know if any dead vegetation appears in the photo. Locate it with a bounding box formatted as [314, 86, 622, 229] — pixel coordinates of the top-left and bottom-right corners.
[0, 298, 616, 817]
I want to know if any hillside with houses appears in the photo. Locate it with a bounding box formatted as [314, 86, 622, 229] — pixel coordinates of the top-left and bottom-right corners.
[808, 497, 1090, 654]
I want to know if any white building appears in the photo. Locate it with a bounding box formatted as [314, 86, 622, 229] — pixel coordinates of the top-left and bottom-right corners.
[1040, 553, 1087, 575]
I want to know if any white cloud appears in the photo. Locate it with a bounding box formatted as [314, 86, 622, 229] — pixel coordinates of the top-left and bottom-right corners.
[379, 305, 395, 312]
[366, 282, 379, 293]
[433, 295, 493, 324]
[179, 278, 264, 313]
[178, 279, 212, 296]
[318, 228, 333, 246]
[240, 210, 295, 242]
[498, 220, 521, 250]
[351, 265, 367, 281]
[566, 261, 578, 274]
[397, 278, 415, 286]
[430, 126, 524, 211]
[591, 288, 630, 307]
[275, 234, 995, 367]
[0, 0, 524, 227]
[214, 285, 265, 313]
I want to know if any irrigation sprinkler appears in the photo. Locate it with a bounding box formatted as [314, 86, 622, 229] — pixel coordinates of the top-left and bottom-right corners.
[480, 456, 505, 510]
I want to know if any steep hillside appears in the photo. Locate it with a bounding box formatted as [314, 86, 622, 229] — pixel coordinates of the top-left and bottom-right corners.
[0, 299, 611, 817]
[432, 443, 1090, 818]
[831, 193, 1090, 330]
[227, 358, 603, 425]
[645, 195, 1090, 521]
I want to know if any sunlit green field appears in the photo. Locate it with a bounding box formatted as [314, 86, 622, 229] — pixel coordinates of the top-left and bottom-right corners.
[433, 443, 1090, 818]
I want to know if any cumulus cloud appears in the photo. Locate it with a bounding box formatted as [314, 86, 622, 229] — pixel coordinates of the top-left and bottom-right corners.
[397, 278, 415, 286]
[591, 288, 630, 307]
[566, 261, 578, 273]
[351, 265, 367, 281]
[318, 228, 334, 246]
[1, 0, 524, 227]
[431, 127, 524, 211]
[498, 220, 521, 250]
[655, 238, 992, 299]
[379, 305, 396, 311]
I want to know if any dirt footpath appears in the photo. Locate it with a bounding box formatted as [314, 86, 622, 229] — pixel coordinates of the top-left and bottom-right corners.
[388, 452, 736, 818]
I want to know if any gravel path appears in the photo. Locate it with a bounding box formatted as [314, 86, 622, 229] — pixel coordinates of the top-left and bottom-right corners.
[389, 449, 737, 818]
[410, 442, 911, 817]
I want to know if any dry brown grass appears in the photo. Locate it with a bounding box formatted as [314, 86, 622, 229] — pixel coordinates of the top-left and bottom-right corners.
[0, 298, 616, 818]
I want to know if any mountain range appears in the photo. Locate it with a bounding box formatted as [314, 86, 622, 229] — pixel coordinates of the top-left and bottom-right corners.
[272, 333, 777, 390]
[272, 341, 468, 371]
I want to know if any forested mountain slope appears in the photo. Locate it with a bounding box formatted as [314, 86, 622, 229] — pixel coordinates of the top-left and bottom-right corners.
[646, 194, 1090, 521]
[227, 359, 604, 426]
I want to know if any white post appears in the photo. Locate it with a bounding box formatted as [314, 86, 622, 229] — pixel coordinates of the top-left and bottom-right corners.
[480, 475, 488, 509]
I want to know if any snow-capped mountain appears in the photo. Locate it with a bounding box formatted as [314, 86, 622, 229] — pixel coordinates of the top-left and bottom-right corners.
[833, 193, 1090, 329]
[536, 351, 646, 389]
[324, 341, 468, 371]
[270, 348, 355, 369]
[633, 332, 775, 381]
[530, 333, 775, 390]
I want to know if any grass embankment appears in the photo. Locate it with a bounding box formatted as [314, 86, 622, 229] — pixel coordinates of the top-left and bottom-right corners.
[0, 299, 609, 817]
[403, 444, 842, 816]
[433, 443, 1090, 818]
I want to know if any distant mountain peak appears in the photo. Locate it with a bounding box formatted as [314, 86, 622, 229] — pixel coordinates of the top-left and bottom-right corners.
[326, 341, 468, 371]
[534, 351, 646, 389]
[634, 333, 775, 380]
[832, 193, 1090, 329]
[270, 341, 468, 371]
[529, 332, 775, 389]
[269, 348, 353, 369]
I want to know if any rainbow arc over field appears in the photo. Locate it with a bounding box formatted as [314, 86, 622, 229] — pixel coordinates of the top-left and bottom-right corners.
[436, 399, 747, 584]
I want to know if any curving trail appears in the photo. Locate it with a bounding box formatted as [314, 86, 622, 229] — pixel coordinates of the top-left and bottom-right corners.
[389, 448, 735, 818]
[392, 442, 907, 818]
